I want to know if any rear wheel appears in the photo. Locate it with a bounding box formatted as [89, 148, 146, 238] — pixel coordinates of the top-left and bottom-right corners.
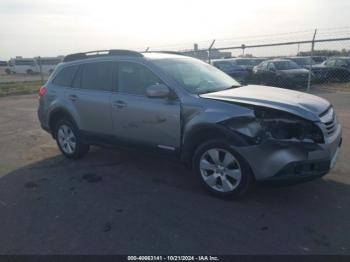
[193, 139, 254, 198]
[54, 119, 89, 159]
[26, 69, 34, 75]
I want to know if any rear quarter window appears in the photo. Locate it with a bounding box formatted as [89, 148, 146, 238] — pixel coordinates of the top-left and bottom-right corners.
[52, 65, 79, 87]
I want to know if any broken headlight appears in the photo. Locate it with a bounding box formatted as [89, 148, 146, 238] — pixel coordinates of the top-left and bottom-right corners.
[259, 118, 324, 143]
[254, 108, 324, 143]
[222, 107, 324, 144]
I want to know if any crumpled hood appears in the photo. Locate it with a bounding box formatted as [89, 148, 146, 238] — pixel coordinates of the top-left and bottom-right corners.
[200, 85, 330, 121]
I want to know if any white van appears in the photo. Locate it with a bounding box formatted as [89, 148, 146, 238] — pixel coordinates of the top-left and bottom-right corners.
[6, 57, 62, 75]
[6, 58, 38, 74]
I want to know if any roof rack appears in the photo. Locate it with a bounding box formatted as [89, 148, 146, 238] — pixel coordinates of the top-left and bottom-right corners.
[63, 49, 143, 62]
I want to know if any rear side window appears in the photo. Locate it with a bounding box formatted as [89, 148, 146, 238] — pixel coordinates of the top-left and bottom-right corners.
[118, 62, 162, 95]
[52, 65, 78, 87]
[81, 62, 114, 91]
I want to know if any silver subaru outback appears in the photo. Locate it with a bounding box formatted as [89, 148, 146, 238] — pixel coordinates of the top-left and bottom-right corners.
[38, 50, 342, 198]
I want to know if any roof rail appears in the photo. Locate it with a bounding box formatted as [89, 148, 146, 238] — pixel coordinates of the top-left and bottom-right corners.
[144, 51, 185, 56]
[63, 49, 143, 62]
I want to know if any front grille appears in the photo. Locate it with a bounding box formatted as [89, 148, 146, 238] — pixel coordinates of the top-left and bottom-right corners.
[320, 107, 337, 136]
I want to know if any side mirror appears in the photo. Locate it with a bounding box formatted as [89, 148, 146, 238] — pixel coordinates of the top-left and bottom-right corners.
[146, 84, 170, 98]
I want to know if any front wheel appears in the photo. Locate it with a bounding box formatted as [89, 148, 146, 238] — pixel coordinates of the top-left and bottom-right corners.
[55, 119, 89, 159]
[193, 140, 254, 198]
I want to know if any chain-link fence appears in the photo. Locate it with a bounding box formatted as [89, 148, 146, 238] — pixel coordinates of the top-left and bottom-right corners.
[148, 28, 350, 92]
[2, 28, 350, 92]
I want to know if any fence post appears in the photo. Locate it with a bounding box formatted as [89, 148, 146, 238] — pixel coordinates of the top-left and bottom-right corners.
[307, 29, 317, 92]
[38, 56, 44, 84]
[208, 40, 216, 63]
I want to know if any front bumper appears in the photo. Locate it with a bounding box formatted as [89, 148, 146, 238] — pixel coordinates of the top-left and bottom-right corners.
[232, 123, 342, 182]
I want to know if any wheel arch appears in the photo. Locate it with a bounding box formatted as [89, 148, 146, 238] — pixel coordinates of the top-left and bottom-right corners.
[48, 108, 78, 138]
[181, 123, 249, 167]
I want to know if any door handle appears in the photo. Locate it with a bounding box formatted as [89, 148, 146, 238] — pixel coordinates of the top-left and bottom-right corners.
[113, 100, 127, 109]
[68, 94, 78, 102]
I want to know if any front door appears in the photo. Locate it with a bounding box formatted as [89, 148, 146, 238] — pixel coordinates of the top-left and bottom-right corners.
[111, 61, 181, 151]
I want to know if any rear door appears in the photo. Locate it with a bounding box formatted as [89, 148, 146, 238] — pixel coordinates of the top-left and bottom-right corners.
[65, 61, 114, 136]
[111, 61, 181, 151]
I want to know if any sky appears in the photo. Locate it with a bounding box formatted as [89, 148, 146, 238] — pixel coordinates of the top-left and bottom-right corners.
[0, 0, 350, 59]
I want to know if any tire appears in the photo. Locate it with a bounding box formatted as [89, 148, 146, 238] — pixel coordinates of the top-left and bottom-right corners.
[5, 68, 11, 75]
[26, 69, 33, 75]
[193, 139, 254, 198]
[54, 118, 89, 159]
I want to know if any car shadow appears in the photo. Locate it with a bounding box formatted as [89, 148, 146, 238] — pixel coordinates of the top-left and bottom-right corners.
[0, 147, 349, 254]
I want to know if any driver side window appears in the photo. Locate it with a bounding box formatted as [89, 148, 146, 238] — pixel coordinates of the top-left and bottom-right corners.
[117, 62, 162, 96]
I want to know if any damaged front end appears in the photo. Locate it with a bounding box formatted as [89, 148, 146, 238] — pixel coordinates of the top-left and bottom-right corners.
[222, 107, 324, 146]
[220, 106, 339, 182]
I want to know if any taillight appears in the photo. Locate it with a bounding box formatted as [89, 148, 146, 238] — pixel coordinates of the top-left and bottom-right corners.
[38, 86, 47, 97]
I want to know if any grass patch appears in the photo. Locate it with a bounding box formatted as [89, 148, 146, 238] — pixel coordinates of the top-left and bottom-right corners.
[0, 81, 42, 96]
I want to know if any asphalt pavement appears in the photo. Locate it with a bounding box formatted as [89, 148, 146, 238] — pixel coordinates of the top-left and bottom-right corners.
[0, 90, 349, 254]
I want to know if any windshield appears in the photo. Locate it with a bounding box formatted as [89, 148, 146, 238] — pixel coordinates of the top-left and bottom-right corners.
[152, 58, 241, 94]
[274, 60, 301, 70]
[291, 57, 316, 65]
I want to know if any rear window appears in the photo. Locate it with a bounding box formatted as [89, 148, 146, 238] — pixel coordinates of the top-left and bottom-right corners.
[52, 65, 78, 87]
